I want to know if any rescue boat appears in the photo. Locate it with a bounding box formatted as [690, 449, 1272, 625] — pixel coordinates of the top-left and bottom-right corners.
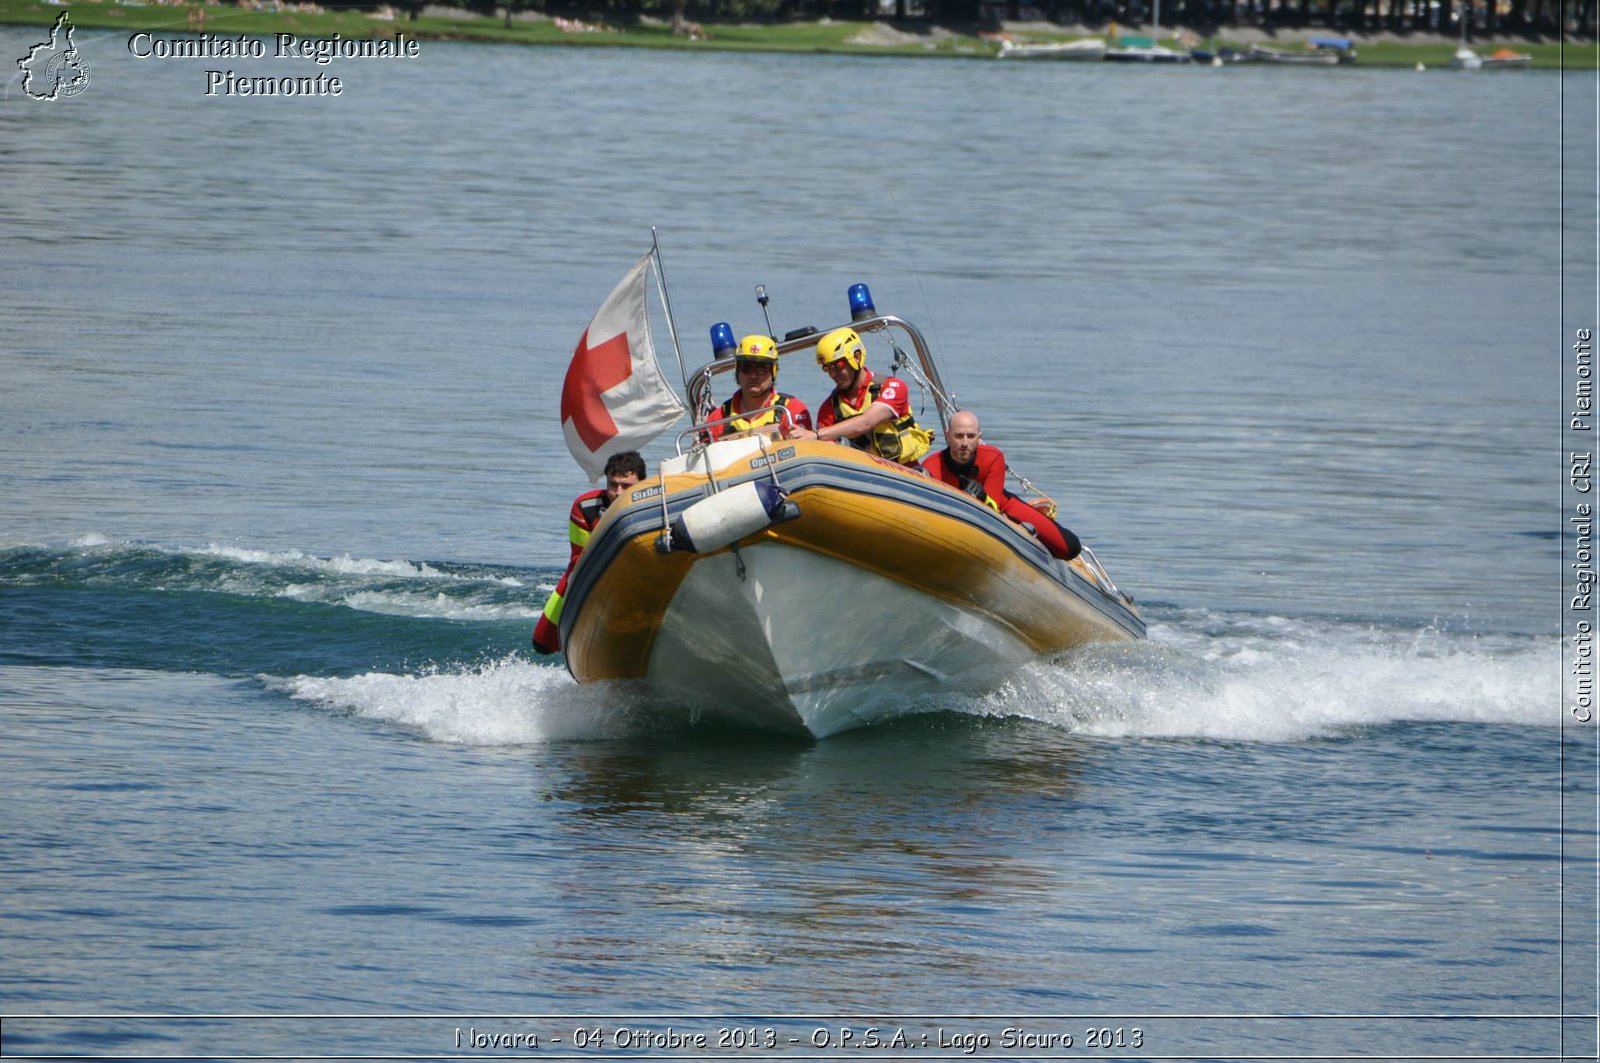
[554, 279, 1144, 739]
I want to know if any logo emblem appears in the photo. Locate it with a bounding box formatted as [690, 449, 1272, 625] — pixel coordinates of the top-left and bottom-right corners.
[18, 13, 91, 100]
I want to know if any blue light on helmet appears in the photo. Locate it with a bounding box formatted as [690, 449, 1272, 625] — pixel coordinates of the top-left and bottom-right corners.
[848, 283, 876, 322]
[710, 321, 737, 357]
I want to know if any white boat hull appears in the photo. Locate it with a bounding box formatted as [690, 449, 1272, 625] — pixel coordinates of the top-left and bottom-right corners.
[1247, 45, 1343, 64]
[998, 38, 1108, 60]
[1103, 44, 1191, 62]
[646, 542, 1035, 738]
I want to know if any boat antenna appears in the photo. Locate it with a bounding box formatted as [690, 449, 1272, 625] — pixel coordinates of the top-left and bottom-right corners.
[650, 227, 691, 393]
[755, 284, 776, 339]
[886, 186, 942, 353]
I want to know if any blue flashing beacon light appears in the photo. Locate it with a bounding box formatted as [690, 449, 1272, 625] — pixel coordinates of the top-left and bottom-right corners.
[710, 321, 738, 358]
[848, 283, 876, 323]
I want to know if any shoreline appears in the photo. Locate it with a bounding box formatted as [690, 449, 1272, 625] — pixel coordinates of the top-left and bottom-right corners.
[3, 0, 1591, 67]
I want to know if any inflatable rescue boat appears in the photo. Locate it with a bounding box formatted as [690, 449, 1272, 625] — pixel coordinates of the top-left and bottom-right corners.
[553, 271, 1143, 738]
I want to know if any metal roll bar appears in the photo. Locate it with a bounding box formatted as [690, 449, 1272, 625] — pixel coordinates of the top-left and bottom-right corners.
[684, 314, 958, 436]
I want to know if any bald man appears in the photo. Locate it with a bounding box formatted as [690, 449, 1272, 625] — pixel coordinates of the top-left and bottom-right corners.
[922, 410, 1081, 561]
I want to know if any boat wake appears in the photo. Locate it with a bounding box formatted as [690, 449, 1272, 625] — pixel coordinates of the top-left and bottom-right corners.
[1, 537, 1559, 746]
[28, 535, 545, 620]
[961, 608, 1556, 741]
[268, 607, 1558, 747]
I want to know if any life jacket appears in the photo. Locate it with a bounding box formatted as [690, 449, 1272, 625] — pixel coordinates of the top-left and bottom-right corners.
[718, 392, 802, 435]
[569, 491, 610, 553]
[830, 381, 934, 465]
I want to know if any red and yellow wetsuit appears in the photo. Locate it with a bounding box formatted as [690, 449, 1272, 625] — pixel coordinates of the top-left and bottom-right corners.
[531, 488, 612, 655]
[815, 370, 932, 465]
[923, 442, 1080, 561]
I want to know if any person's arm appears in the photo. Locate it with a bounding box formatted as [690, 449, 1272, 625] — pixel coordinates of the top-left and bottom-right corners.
[785, 398, 814, 433]
[539, 494, 593, 652]
[532, 570, 570, 655]
[822, 401, 896, 440]
[793, 401, 894, 441]
[566, 502, 592, 565]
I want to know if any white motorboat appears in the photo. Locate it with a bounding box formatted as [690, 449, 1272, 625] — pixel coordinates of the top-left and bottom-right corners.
[1102, 42, 1191, 61]
[998, 37, 1108, 60]
[1247, 37, 1356, 64]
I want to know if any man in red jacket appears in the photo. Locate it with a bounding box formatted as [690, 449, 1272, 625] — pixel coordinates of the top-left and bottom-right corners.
[531, 450, 646, 655]
[922, 411, 1080, 561]
[705, 334, 812, 441]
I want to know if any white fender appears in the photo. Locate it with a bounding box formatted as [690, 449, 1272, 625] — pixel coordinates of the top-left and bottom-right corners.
[667, 481, 795, 554]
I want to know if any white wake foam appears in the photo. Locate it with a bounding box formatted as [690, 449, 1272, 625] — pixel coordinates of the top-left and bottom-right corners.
[198, 543, 449, 579]
[265, 657, 653, 745]
[192, 542, 544, 621]
[963, 612, 1559, 741]
[275, 586, 541, 621]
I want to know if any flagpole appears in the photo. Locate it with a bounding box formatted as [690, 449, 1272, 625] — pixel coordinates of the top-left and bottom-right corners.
[649, 228, 691, 396]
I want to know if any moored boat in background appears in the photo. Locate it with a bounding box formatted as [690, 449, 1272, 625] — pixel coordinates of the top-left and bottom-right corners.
[1449, 43, 1530, 67]
[998, 36, 1107, 59]
[1103, 40, 1191, 62]
[1103, 0, 1191, 62]
[1448, 12, 1529, 70]
[1248, 36, 1356, 64]
[1481, 46, 1533, 67]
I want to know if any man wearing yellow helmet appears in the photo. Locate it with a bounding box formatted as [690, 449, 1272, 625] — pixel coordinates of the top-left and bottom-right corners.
[790, 326, 933, 466]
[706, 334, 813, 442]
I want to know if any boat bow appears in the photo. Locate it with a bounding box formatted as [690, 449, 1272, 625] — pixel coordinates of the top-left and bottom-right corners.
[559, 436, 1143, 737]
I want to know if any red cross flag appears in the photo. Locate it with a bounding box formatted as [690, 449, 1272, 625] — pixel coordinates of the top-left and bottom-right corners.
[560, 253, 686, 481]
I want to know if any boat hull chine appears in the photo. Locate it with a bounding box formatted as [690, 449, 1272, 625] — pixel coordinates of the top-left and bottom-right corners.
[645, 543, 1034, 737]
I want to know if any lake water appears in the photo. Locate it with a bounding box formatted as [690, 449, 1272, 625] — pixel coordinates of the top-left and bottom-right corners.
[2, 23, 1596, 1060]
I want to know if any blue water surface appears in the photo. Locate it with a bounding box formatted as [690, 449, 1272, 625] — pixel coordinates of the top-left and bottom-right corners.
[0, 28, 1594, 1060]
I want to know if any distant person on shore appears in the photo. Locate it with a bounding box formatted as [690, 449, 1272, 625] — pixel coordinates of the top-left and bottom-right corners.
[922, 410, 1081, 561]
[787, 326, 933, 466]
[705, 334, 812, 441]
[531, 450, 646, 655]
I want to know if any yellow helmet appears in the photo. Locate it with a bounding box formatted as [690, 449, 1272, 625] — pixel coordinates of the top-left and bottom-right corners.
[735, 334, 779, 379]
[815, 327, 866, 372]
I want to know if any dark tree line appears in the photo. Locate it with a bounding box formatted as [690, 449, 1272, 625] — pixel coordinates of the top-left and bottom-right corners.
[414, 0, 1595, 37]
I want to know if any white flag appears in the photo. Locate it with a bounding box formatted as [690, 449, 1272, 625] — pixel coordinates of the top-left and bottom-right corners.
[559, 253, 686, 481]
